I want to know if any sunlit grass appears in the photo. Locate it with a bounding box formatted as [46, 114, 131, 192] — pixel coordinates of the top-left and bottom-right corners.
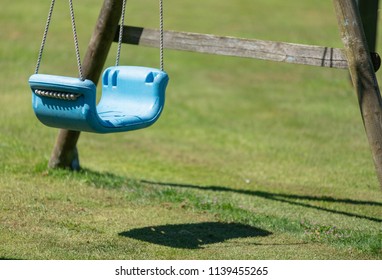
[0, 0, 381, 260]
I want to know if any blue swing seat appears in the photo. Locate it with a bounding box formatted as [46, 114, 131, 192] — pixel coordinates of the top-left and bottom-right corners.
[29, 66, 169, 133]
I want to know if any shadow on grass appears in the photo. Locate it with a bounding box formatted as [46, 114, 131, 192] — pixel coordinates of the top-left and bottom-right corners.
[141, 180, 382, 223]
[44, 166, 381, 223]
[119, 222, 271, 249]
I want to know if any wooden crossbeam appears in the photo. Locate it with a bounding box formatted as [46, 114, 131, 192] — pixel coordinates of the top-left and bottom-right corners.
[115, 25, 349, 69]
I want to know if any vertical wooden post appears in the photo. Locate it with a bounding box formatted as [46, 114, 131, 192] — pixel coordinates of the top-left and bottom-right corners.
[48, 0, 124, 169]
[333, 0, 382, 189]
[356, 0, 379, 52]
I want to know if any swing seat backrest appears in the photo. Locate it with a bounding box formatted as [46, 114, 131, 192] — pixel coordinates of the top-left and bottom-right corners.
[97, 66, 168, 130]
[29, 66, 168, 133]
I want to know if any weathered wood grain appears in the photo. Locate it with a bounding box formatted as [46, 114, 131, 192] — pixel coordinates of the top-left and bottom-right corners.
[116, 25, 349, 69]
[333, 0, 382, 189]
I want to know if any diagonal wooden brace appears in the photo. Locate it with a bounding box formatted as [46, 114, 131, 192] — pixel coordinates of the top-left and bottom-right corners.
[48, 0, 124, 169]
[333, 0, 382, 189]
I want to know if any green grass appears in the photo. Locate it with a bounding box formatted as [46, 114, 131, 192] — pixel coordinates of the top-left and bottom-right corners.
[1, 167, 380, 259]
[0, 0, 381, 259]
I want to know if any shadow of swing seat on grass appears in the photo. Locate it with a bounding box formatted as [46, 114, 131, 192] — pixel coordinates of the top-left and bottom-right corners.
[119, 222, 272, 249]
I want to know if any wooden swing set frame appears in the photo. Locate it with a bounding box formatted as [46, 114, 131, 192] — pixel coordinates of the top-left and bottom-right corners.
[47, 0, 382, 189]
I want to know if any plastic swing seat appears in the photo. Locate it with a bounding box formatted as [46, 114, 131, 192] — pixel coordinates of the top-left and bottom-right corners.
[29, 66, 169, 133]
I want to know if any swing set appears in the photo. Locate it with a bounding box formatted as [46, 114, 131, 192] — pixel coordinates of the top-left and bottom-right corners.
[29, 0, 169, 133]
[29, 0, 382, 189]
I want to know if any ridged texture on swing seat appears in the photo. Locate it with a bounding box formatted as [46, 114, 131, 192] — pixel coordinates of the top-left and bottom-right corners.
[29, 74, 99, 132]
[29, 66, 168, 133]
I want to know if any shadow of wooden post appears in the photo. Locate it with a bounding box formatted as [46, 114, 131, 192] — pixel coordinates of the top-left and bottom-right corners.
[48, 0, 124, 170]
[333, 0, 382, 189]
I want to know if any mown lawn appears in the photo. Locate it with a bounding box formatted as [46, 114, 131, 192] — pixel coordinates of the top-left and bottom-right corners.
[0, 0, 381, 259]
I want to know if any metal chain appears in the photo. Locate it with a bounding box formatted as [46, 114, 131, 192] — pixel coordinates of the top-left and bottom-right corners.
[69, 0, 84, 80]
[116, 0, 127, 66]
[159, 0, 164, 71]
[35, 0, 56, 74]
